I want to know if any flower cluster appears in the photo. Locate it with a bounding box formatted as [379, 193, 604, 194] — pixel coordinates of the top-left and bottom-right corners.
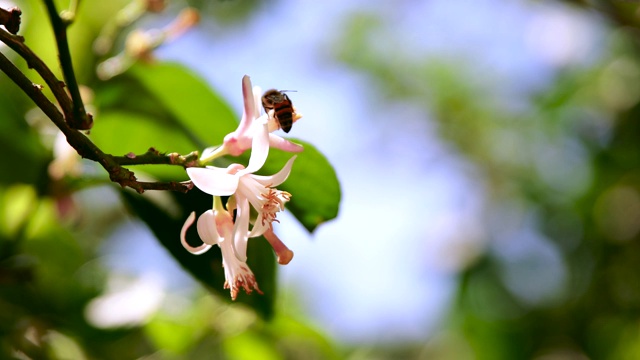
[180, 76, 301, 300]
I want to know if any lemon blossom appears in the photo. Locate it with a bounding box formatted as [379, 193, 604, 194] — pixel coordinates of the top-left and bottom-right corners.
[180, 200, 262, 300]
[187, 120, 296, 265]
[199, 75, 303, 163]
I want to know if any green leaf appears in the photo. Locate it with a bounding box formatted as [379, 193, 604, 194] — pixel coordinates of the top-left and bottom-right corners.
[127, 62, 239, 148]
[90, 110, 193, 180]
[91, 111, 196, 155]
[120, 188, 277, 318]
[244, 140, 341, 233]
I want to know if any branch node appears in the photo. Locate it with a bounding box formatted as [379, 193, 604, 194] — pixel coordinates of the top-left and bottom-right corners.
[0, 7, 22, 35]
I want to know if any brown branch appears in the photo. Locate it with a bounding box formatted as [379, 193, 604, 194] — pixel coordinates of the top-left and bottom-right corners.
[113, 148, 200, 167]
[0, 7, 21, 34]
[43, 0, 92, 130]
[0, 27, 74, 123]
[0, 50, 194, 193]
[127, 181, 194, 194]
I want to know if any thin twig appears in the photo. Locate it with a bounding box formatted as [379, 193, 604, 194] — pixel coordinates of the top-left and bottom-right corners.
[0, 50, 194, 193]
[43, 0, 91, 130]
[0, 27, 74, 122]
[128, 181, 194, 194]
[0, 50, 83, 153]
[0, 6, 21, 34]
[113, 148, 200, 167]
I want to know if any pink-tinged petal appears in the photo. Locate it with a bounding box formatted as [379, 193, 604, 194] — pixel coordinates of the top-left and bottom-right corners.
[187, 167, 240, 196]
[253, 85, 263, 114]
[252, 155, 297, 187]
[248, 214, 269, 238]
[222, 131, 253, 157]
[196, 210, 220, 245]
[214, 207, 235, 237]
[268, 134, 304, 153]
[219, 239, 262, 300]
[240, 121, 269, 175]
[232, 197, 251, 262]
[181, 212, 212, 255]
[236, 75, 255, 135]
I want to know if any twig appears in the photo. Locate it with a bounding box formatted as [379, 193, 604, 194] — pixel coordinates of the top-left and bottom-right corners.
[0, 50, 194, 193]
[113, 148, 200, 167]
[128, 181, 194, 194]
[43, 0, 91, 130]
[0, 28, 73, 122]
[0, 50, 83, 154]
[0, 7, 21, 34]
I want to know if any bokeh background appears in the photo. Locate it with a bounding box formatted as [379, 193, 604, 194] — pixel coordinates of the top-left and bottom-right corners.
[2, 0, 640, 358]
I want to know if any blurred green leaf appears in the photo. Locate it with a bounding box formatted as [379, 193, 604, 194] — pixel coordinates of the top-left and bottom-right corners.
[223, 331, 281, 360]
[127, 62, 239, 148]
[91, 110, 196, 155]
[246, 140, 341, 233]
[90, 110, 194, 180]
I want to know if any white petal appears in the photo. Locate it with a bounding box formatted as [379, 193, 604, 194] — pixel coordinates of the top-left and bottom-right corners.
[236, 75, 255, 135]
[268, 133, 304, 153]
[240, 121, 269, 175]
[253, 85, 263, 115]
[180, 212, 212, 255]
[187, 167, 240, 196]
[232, 197, 250, 262]
[252, 155, 297, 187]
[197, 210, 220, 245]
[249, 214, 269, 238]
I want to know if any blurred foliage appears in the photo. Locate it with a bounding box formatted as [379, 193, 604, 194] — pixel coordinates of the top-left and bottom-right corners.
[0, 0, 340, 358]
[11, 0, 640, 358]
[334, 1, 640, 359]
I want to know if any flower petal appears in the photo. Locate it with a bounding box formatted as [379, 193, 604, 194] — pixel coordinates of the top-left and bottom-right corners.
[248, 214, 269, 238]
[197, 209, 220, 245]
[232, 197, 250, 262]
[180, 211, 212, 255]
[187, 167, 240, 196]
[236, 75, 255, 135]
[253, 85, 263, 115]
[240, 121, 269, 175]
[252, 155, 297, 187]
[268, 133, 304, 153]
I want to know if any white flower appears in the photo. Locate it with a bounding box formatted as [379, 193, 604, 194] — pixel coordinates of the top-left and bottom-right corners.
[188, 121, 296, 264]
[180, 206, 262, 300]
[199, 75, 303, 162]
[48, 130, 82, 180]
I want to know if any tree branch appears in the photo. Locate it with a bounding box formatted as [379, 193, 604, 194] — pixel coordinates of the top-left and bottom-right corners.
[0, 5, 203, 194]
[113, 148, 200, 167]
[0, 27, 74, 123]
[0, 50, 195, 193]
[0, 6, 21, 34]
[43, 0, 92, 130]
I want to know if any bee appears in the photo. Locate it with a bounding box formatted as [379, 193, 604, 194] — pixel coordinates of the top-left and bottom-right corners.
[262, 89, 295, 133]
